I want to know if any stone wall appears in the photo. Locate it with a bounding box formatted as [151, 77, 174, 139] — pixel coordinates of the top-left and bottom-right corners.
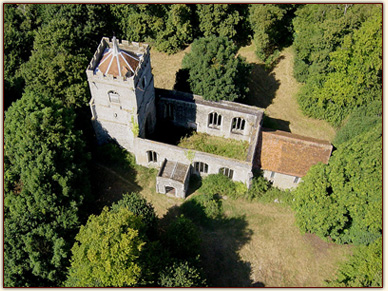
[134, 137, 253, 187]
[263, 170, 301, 189]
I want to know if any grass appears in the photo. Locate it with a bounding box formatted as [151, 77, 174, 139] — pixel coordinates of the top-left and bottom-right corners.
[177, 132, 249, 161]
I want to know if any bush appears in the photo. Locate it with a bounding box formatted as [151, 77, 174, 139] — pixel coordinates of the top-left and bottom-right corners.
[198, 174, 237, 197]
[95, 142, 136, 170]
[244, 175, 270, 201]
[158, 260, 207, 287]
[258, 187, 293, 206]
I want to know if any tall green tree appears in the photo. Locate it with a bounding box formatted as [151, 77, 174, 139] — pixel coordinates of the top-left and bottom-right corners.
[4, 90, 90, 287]
[158, 261, 207, 287]
[111, 4, 168, 43]
[196, 4, 250, 44]
[65, 207, 146, 287]
[293, 122, 382, 245]
[182, 36, 251, 101]
[249, 4, 297, 63]
[154, 4, 194, 54]
[20, 4, 112, 108]
[293, 4, 380, 82]
[296, 7, 382, 125]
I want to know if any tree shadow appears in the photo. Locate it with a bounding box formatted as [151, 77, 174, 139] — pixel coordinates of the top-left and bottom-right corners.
[160, 197, 255, 287]
[241, 62, 281, 109]
[85, 142, 143, 216]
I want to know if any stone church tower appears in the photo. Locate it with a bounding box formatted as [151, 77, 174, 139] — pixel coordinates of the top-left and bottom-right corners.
[86, 36, 156, 152]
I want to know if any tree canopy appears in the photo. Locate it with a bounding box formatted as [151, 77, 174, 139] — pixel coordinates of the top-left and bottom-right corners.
[66, 207, 146, 287]
[4, 90, 90, 287]
[293, 122, 382, 246]
[182, 36, 250, 102]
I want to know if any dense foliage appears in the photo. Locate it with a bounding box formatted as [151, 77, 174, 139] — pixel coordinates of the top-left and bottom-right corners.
[182, 36, 251, 101]
[293, 4, 382, 125]
[66, 207, 146, 287]
[4, 91, 90, 287]
[327, 237, 382, 287]
[249, 4, 296, 64]
[293, 122, 382, 245]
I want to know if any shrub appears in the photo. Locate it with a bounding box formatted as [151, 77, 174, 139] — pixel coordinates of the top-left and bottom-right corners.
[198, 174, 237, 197]
[158, 260, 207, 287]
[258, 187, 293, 206]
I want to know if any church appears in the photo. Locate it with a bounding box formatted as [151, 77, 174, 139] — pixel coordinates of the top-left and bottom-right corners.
[86, 36, 333, 198]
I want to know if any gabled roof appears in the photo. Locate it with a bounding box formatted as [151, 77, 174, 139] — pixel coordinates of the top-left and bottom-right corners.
[96, 36, 140, 77]
[259, 128, 333, 177]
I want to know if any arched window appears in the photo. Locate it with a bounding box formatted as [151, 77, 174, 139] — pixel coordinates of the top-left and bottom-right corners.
[108, 91, 120, 103]
[194, 162, 209, 174]
[147, 151, 158, 162]
[219, 167, 234, 179]
[208, 112, 222, 129]
[231, 117, 245, 132]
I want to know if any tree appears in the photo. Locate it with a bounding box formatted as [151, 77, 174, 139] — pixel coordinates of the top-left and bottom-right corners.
[292, 4, 379, 83]
[158, 261, 207, 287]
[327, 237, 382, 287]
[196, 4, 250, 44]
[111, 4, 169, 43]
[111, 192, 157, 235]
[154, 4, 194, 54]
[20, 4, 112, 108]
[293, 122, 382, 245]
[4, 4, 42, 109]
[296, 6, 382, 125]
[4, 90, 89, 286]
[66, 207, 146, 287]
[249, 4, 296, 64]
[182, 36, 251, 102]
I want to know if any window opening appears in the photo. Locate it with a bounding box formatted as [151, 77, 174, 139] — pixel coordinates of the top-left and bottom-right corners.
[165, 103, 174, 120]
[208, 112, 222, 129]
[270, 171, 275, 179]
[219, 167, 234, 179]
[194, 162, 209, 174]
[231, 117, 246, 132]
[147, 151, 158, 162]
[293, 177, 300, 184]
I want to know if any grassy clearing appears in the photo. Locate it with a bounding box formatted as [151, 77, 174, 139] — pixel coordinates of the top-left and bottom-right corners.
[178, 132, 249, 161]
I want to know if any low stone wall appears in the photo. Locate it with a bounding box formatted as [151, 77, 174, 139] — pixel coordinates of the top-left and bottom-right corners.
[134, 137, 253, 187]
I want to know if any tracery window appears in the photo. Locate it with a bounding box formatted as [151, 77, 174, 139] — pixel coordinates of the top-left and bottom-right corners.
[208, 112, 222, 129]
[147, 151, 158, 163]
[194, 162, 209, 174]
[231, 117, 246, 132]
[219, 167, 234, 179]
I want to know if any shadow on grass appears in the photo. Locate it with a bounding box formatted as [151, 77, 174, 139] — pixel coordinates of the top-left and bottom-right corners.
[159, 196, 257, 287]
[262, 115, 291, 132]
[241, 61, 281, 109]
[86, 142, 143, 216]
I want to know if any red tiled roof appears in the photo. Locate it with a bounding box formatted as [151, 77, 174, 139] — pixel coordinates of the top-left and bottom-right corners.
[259, 129, 333, 177]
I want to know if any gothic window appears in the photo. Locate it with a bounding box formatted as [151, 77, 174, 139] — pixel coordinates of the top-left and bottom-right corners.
[219, 167, 234, 179]
[165, 103, 174, 120]
[231, 117, 246, 132]
[194, 162, 209, 174]
[147, 151, 158, 163]
[208, 112, 222, 129]
[108, 91, 120, 103]
[141, 76, 147, 89]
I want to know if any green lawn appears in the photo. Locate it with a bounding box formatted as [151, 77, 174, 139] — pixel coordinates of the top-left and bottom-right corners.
[178, 132, 249, 161]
